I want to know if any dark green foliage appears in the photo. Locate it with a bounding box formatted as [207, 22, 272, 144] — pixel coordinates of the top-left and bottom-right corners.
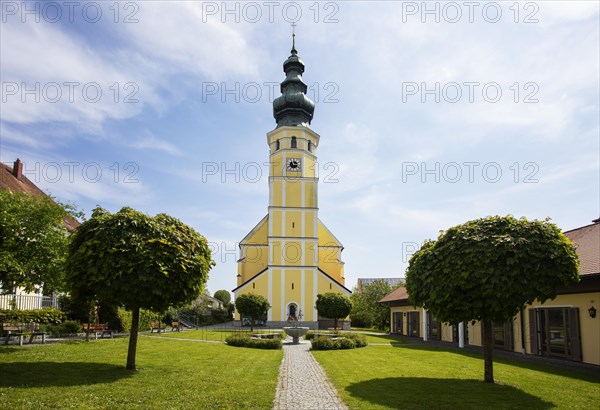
[42, 320, 82, 335]
[316, 292, 352, 329]
[0, 308, 66, 324]
[235, 293, 270, 331]
[406, 215, 580, 383]
[57, 294, 93, 322]
[310, 336, 363, 350]
[225, 333, 282, 349]
[0, 191, 77, 293]
[66, 206, 214, 370]
[406, 216, 579, 325]
[213, 290, 232, 305]
[304, 330, 339, 340]
[67, 207, 214, 313]
[337, 338, 356, 349]
[345, 332, 367, 348]
[305, 331, 367, 350]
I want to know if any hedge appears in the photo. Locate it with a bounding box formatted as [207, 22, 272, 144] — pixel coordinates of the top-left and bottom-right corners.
[225, 333, 282, 350]
[304, 330, 339, 340]
[0, 308, 66, 325]
[116, 309, 158, 332]
[309, 332, 367, 350]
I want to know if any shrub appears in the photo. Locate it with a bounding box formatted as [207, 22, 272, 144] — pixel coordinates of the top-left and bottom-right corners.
[40, 320, 82, 335]
[337, 338, 356, 349]
[344, 332, 367, 348]
[117, 309, 157, 332]
[310, 338, 337, 350]
[225, 333, 282, 350]
[61, 320, 83, 334]
[0, 308, 66, 325]
[310, 332, 368, 350]
[304, 330, 339, 340]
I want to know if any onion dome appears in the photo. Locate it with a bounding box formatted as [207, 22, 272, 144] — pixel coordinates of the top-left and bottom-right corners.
[273, 34, 315, 127]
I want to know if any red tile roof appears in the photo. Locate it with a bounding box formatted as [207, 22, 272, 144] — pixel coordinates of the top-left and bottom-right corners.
[564, 221, 600, 276]
[378, 286, 409, 303]
[0, 160, 80, 231]
[0, 162, 47, 197]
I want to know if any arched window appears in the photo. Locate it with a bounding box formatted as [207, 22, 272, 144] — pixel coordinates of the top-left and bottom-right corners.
[275, 139, 280, 150]
[307, 141, 312, 152]
[291, 136, 297, 149]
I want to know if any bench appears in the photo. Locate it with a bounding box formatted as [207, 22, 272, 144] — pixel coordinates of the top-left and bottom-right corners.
[150, 321, 165, 333]
[83, 323, 113, 339]
[170, 321, 182, 332]
[3, 323, 46, 346]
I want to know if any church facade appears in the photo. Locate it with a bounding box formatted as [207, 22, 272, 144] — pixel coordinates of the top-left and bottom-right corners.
[233, 38, 351, 327]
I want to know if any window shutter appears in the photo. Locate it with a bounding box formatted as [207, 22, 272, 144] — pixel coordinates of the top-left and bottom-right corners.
[528, 309, 539, 355]
[504, 321, 513, 351]
[568, 308, 582, 362]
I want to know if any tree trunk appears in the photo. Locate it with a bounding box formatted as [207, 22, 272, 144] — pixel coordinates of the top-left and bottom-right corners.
[126, 306, 140, 371]
[85, 307, 93, 342]
[334, 318, 338, 330]
[482, 320, 494, 383]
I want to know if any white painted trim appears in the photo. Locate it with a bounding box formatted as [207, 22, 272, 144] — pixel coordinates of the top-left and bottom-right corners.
[301, 271, 305, 318]
[313, 269, 318, 320]
[316, 270, 350, 295]
[267, 268, 272, 321]
[281, 270, 286, 320]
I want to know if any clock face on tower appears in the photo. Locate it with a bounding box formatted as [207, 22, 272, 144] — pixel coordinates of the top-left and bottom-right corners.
[286, 158, 302, 172]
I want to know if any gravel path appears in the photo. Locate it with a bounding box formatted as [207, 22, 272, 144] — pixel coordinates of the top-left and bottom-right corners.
[273, 339, 348, 410]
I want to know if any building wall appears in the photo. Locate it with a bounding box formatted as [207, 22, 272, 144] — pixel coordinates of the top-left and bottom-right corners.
[234, 268, 346, 322]
[390, 291, 600, 365]
[235, 126, 349, 324]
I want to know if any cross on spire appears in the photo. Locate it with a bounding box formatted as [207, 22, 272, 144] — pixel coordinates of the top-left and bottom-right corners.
[291, 22, 297, 54]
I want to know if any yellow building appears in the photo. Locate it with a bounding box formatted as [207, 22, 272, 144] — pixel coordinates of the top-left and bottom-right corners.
[232, 37, 350, 328]
[380, 218, 600, 365]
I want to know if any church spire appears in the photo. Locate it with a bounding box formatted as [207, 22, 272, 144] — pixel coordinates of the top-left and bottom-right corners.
[273, 27, 315, 128]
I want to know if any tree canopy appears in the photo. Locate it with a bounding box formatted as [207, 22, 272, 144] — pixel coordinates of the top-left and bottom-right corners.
[316, 292, 352, 329]
[235, 293, 270, 331]
[213, 290, 232, 306]
[67, 206, 214, 370]
[351, 280, 401, 330]
[0, 190, 76, 294]
[406, 215, 579, 382]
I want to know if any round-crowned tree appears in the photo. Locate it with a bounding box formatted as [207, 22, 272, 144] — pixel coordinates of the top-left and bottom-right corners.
[235, 293, 270, 331]
[214, 290, 232, 306]
[67, 207, 215, 370]
[406, 215, 579, 383]
[316, 292, 352, 330]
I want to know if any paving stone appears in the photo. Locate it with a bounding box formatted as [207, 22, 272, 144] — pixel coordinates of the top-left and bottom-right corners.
[273, 338, 348, 410]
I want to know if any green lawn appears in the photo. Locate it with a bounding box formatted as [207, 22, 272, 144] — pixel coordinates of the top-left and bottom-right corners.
[0, 337, 282, 409]
[312, 344, 600, 409]
[150, 329, 282, 342]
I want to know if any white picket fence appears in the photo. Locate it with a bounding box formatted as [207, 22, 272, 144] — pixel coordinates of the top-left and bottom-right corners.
[0, 294, 59, 310]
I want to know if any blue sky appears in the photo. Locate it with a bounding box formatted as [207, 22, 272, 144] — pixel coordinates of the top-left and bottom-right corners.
[1, 1, 599, 297]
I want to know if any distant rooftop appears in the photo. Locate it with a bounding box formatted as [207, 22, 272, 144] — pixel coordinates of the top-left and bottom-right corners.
[357, 278, 404, 289]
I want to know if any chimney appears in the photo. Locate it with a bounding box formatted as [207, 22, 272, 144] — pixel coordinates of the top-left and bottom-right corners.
[13, 159, 23, 179]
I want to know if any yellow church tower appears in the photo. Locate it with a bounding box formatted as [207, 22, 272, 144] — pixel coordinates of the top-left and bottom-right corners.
[233, 34, 350, 328]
